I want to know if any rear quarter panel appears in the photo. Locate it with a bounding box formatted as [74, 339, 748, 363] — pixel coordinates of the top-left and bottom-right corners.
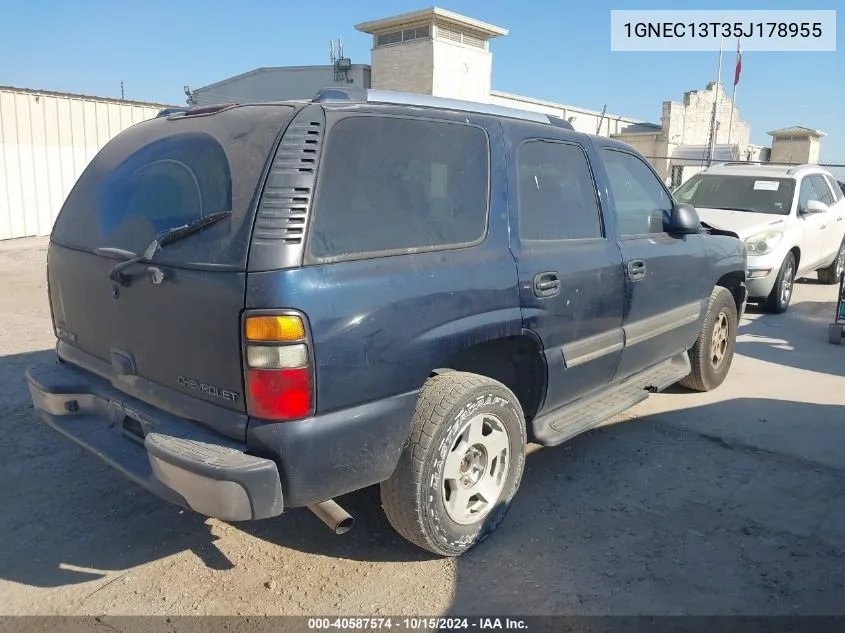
[244, 116, 521, 415]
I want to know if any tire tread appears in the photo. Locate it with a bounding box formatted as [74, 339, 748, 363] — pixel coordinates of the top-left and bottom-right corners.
[380, 372, 523, 556]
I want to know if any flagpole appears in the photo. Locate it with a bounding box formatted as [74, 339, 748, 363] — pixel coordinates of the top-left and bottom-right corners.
[727, 37, 740, 159]
[707, 35, 724, 167]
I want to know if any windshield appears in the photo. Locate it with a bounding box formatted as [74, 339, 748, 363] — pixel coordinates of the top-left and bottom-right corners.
[674, 174, 796, 215]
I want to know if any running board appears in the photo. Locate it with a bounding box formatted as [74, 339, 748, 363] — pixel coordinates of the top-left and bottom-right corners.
[532, 352, 691, 447]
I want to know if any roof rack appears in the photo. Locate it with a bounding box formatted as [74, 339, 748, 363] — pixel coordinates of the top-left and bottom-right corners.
[311, 87, 573, 129]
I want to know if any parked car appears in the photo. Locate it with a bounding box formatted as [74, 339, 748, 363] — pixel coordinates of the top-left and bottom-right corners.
[26, 88, 747, 557]
[674, 163, 845, 313]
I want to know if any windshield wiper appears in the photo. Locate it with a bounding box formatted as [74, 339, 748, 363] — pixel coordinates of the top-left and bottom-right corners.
[107, 211, 232, 285]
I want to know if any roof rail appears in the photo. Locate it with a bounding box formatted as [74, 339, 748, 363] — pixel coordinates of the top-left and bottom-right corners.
[786, 164, 815, 175]
[311, 87, 573, 129]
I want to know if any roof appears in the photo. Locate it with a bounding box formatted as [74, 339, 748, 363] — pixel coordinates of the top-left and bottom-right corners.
[767, 126, 827, 138]
[0, 84, 175, 109]
[616, 122, 662, 135]
[355, 7, 508, 38]
[194, 65, 371, 93]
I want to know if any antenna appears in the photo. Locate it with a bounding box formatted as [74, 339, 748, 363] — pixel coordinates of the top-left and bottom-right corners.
[332, 37, 353, 84]
[120, 80, 125, 100]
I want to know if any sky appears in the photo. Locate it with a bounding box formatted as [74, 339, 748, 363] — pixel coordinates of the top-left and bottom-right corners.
[2, 0, 842, 162]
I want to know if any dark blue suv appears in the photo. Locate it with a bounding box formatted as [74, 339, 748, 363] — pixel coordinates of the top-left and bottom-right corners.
[26, 88, 747, 556]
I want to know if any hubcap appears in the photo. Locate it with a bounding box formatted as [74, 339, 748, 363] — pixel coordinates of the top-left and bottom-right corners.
[710, 310, 730, 369]
[836, 245, 845, 278]
[780, 261, 794, 305]
[441, 413, 510, 525]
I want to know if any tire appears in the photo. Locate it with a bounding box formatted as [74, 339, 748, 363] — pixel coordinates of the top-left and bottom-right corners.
[818, 239, 845, 285]
[679, 286, 738, 392]
[764, 252, 796, 314]
[380, 372, 527, 557]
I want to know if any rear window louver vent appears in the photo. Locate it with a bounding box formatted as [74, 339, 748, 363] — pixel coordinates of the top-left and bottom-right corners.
[248, 105, 326, 271]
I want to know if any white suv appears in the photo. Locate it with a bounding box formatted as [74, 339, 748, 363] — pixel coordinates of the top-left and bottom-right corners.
[674, 163, 845, 313]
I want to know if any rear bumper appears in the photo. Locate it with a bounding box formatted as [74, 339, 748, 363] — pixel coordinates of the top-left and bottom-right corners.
[26, 360, 283, 521]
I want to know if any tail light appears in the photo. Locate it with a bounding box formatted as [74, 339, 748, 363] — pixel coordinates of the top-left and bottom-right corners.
[243, 314, 314, 421]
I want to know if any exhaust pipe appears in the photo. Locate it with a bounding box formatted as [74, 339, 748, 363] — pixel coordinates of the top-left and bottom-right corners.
[307, 499, 354, 535]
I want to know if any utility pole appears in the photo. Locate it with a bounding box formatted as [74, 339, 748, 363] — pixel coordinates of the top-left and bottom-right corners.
[120, 81, 125, 100]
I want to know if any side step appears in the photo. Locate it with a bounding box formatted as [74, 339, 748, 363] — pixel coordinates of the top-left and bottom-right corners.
[532, 352, 691, 447]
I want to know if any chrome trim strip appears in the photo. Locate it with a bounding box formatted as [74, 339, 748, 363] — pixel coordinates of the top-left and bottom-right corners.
[561, 328, 625, 368]
[623, 300, 703, 347]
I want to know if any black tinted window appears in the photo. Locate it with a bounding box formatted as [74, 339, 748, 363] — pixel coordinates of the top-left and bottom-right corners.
[51, 105, 294, 268]
[602, 150, 673, 236]
[308, 116, 489, 262]
[516, 140, 602, 240]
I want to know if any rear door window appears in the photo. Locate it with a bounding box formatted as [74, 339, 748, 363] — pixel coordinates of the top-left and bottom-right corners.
[307, 115, 489, 262]
[51, 105, 295, 268]
[516, 140, 603, 241]
[809, 174, 835, 206]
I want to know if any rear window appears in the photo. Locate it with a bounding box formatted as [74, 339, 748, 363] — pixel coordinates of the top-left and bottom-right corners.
[307, 115, 489, 263]
[51, 105, 295, 268]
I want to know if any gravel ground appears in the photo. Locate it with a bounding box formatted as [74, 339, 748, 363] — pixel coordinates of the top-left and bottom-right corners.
[1, 237, 844, 616]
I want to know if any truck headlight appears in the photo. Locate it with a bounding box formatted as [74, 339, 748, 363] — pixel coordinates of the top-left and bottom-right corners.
[744, 231, 783, 256]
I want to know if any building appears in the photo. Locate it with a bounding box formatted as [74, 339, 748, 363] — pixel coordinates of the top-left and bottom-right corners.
[0, 86, 174, 240]
[191, 7, 825, 189]
[767, 127, 826, 165]
[2, 7, 828, 242]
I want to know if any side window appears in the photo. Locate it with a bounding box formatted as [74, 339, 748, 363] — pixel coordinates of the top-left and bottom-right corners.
[798, 177, 821, 211]
[516, 140, 603, 241]
[602, 149, 673, 236]
[308, 116, 489, 262]
[824, 175, 844, 203]
[809, 174, 835, 206]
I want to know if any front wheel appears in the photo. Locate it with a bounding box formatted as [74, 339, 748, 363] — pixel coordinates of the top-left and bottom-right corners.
[679, 286, 738, 392]
[764, 252, 796, 314]
[380, 372, 527, 557]
[818, 239, 845, 285]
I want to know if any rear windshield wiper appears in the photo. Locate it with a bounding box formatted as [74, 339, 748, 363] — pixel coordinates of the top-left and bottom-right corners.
[107, 211, 232, 285]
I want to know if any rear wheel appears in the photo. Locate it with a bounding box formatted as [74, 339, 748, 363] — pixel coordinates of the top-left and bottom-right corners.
[818, 239, 845, 285]
[764, 252, 796, 314]
[679, 286, 738, 392]
[380, 372, 526, 557]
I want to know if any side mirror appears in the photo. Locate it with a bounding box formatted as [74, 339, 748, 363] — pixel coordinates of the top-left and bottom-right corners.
[803, 199, 830, 215]
[668, 202, 703, 235]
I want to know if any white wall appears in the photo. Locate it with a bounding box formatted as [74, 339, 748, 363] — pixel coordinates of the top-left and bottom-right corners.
[489, 91, 643, 136]
[0, 88, 164, 240]
[193, 66, 371, 106]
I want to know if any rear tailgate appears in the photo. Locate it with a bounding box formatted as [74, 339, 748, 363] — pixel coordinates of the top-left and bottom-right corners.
[47, 104, 296, 440]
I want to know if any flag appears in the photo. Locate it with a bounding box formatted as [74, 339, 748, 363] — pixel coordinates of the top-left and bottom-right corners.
[733, 39, 742, 86]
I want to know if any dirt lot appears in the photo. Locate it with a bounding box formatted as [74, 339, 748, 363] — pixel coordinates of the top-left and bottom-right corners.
[1, 236, 844, 616]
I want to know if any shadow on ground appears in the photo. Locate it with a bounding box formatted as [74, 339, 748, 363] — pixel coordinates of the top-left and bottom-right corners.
[444, 398, 845, 616]
[736, 284, 842, 378]
[2, 341, 844, 617]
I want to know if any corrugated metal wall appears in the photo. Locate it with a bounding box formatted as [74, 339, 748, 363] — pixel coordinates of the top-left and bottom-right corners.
[0, 88, 165, 240]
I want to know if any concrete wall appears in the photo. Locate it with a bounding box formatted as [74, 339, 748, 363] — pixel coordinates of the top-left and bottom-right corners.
[769, 137, 820, 164]
[193, 66, 371, 106]
[662, 82, 750, 153]
[430, 36, 491, 102]
[370, 40, 433, 94]
[0, 87, 166, 240]
[489, 91, 643, 137]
